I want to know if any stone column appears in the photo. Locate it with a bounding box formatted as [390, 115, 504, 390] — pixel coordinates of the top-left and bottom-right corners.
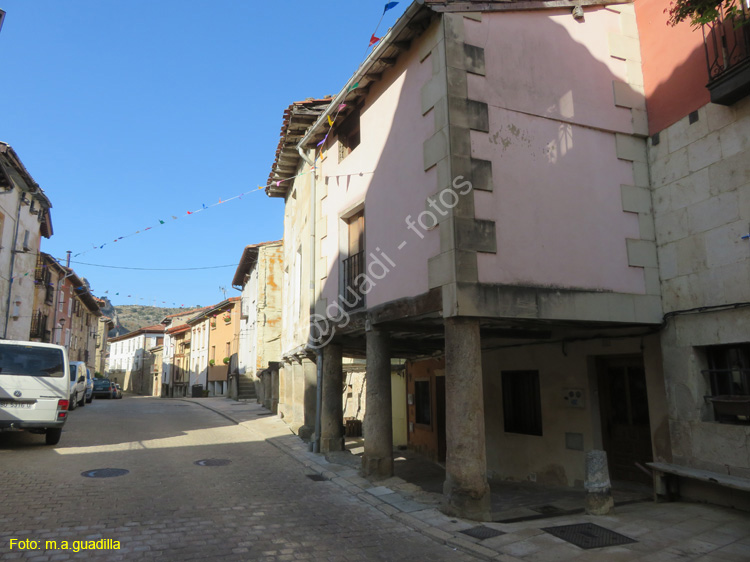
[320, 344, 344, 453]
[442, 317, 491, 521]
[299, 359, 318, 440]
[585, 450, 615, 515]
[362, 330, 393, 478]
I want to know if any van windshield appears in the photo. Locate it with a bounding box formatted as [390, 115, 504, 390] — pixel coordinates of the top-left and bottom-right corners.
[0, 345, 65, 378]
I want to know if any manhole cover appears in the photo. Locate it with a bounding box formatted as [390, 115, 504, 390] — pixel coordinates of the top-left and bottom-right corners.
[542, 523, 637, 549]
[306, 474, 327, 481]
[81, 468, 129, 478]
[195, 459, 232, 467]
[532, 505, 564, 515]
[460, 526, 505, 540]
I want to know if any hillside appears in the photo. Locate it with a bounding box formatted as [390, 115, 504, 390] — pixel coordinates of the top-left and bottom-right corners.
[98, 299, 195, 336]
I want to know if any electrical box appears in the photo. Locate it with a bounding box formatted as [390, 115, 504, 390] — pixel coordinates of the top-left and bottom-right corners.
[563, 388, 585, 408]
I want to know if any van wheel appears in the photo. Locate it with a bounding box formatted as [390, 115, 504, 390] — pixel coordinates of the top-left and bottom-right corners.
[45, 429, 62, 446]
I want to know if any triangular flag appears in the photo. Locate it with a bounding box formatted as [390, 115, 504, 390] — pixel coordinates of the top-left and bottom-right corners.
[202, 204, 207, 209]
[384, 2, 398, 13]
[171, 215, 177, 220]
[145, 227, 152, 231]
[115, 292, 119, 295]
[187, 211, 193, 215]
[338, 104, 346, 111]
[327, 115, 334, 127]
[348, 82, 359, 92]
[369, 34, 380, 47]
[159, 220, 165, 224]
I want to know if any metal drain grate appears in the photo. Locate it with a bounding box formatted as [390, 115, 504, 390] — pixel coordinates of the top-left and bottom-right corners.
[194, 459, 232, 467]
[542, 523, 637, 549]
[460, 526, 506, 540]
[532, 505, 565, 515]
[81, 468, 129, 478]
[306, 474, 327, 481]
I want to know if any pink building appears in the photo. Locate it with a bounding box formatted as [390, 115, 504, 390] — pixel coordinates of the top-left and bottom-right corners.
[266, 0, 691, 519]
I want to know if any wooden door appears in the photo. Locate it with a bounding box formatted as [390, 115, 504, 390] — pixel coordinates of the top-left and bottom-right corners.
[598, 356, 653, 484]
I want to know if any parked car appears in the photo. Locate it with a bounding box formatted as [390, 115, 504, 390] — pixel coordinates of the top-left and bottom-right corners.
[70, 361, 93, 405]
[84, 368, 93, 403]
[0, 340, 70, 445]
[92, 378, 116, 399]
[113, 384, 123, 399]
[68, 362, 86, 410]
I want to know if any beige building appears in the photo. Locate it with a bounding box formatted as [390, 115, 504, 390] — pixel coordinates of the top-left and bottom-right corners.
[0, 142, 53, 341]
[188, 298, 240, 397]
[231, 241, 283, 406]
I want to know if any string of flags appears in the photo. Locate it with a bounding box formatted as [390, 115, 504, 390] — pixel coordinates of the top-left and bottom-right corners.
[369, 2, 400, 49]
[70, 167, 314, 259]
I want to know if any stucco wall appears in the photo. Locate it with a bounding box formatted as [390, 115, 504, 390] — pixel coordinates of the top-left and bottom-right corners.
[318, 23, 440, 310]
[466, 8, 647, 295]
[481, 334, 666, 487]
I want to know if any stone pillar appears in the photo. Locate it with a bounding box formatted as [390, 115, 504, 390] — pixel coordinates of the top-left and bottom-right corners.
[299, 359, 318, 440]
[270, 361, 280, 414]
[585, 450, 615, 515]
[320, 344, 344, 453]
[362, 330, 393, 478]
[442, 317, 491, 521]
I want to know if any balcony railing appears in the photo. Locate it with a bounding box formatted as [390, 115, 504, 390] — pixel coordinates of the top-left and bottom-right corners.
[342, 250, 365, 312]
[30, 311, 47, 340]
[703, 1, 750, 104]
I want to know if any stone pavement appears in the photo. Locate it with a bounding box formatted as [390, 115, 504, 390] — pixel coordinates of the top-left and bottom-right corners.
[0, 396, 481, 561]
[191, 397, 750, 562]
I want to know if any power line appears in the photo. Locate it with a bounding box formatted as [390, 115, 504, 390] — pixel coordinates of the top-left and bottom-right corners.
[61, 259, 239, 272]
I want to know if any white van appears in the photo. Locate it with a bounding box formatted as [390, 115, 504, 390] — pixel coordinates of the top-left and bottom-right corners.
[0, 340, 70, 445]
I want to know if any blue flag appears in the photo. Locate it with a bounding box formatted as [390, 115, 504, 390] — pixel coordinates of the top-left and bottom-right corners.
[384, 2, 398, 13]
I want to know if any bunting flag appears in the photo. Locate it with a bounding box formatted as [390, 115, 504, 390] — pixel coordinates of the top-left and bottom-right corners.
[171, 215, 177, 220]
[327, 115, 334, 127]
[159, 220, 165, 224]
[348, 82, 359, 92]
[369, 34, 380, 47]
[384, 1, 398, 13]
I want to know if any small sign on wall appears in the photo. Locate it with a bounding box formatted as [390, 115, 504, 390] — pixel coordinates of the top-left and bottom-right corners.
[563, 388, 585, 408]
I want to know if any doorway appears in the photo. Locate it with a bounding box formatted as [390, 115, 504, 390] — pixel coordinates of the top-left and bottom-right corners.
[597, 356, 653, 485]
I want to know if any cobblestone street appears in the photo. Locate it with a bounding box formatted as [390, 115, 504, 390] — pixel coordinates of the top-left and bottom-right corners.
[0, 397, 479, 561]
[3, 396, 750, 562]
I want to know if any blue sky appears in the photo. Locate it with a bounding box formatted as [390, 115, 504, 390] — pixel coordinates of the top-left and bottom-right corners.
[0, 1, 407, 308]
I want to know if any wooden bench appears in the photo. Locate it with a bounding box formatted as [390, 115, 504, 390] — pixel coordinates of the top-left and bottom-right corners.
[647, 462, 750, 501]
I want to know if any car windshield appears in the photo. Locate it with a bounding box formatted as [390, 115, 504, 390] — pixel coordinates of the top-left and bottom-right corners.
[0, 345, 65, 378]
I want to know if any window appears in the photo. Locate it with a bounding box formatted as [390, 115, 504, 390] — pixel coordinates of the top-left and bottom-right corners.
[342, 210, 365, 311]
[414, 380, 431, 425]
[225, 342, 231, 358]
[703, 344, 750, 424]
[705, 344, 750, 396]
[22, 229, 30, 251]
[337, 108, 361, 162]
[502, 370, 543, 436]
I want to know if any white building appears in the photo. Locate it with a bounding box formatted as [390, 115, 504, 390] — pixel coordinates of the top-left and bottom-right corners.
[107, 325, 164, 393]
[160, 307, 208, 397]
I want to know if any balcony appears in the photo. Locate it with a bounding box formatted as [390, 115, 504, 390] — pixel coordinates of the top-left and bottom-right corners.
[342, 250, 366, 312]
[703, 1, 750, 104]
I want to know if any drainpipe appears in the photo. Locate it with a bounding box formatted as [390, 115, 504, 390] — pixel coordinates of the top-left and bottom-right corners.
[3, 190, 24, 339]
[297, 146, 323, 453]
